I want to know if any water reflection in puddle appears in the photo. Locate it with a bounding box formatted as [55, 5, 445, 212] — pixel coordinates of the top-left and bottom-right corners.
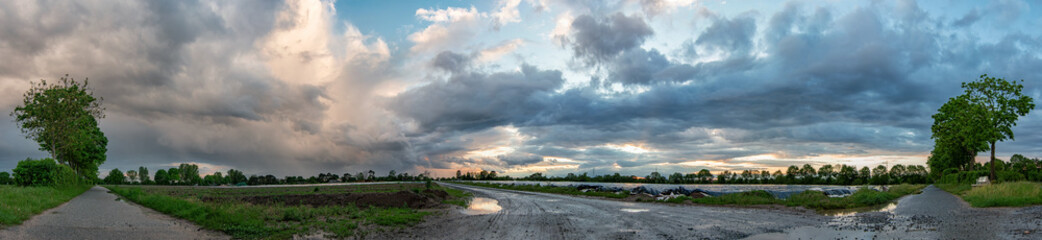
[463, 197, 502, 215]
[620, 208, 649, 213]
[820, 202, 898, 217]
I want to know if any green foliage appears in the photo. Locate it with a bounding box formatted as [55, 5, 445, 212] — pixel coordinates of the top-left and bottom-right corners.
[0, 172, 11, 185]
[931, 74, 1035, 179]
[154, 169, 169, 185]
[138, 166, 150, 184]
[12, 158, 80, 186]
[958, 182, 1042, 207]
[691, 190, 779, 205]
[0, 184, 91, 226]
[11, 75, 107, 178]
[103, 168, 125, 185]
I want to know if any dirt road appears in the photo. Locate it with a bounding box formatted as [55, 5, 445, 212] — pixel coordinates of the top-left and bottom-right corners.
[382, 183, 1042, 240]
[379, 182, 829, 239]
[0, 186, 227, 240]
[745, 185, 1042, 239]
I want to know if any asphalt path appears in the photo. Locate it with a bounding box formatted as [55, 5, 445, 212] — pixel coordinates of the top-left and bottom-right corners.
[0, 186, 227, 240]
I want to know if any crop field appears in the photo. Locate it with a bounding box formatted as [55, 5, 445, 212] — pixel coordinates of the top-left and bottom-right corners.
[105, 183, 470, 239]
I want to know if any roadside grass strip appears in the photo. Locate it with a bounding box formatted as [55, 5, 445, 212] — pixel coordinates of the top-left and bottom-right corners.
[941, 181, 1042, 207]
[0, 184, 91, 226]
[104, 184, 460, 239]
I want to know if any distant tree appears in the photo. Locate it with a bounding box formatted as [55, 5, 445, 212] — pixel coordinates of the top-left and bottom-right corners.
[226, 169, 247, 185]
[126, 170, 138, 184]
[786, 165, 799, 182]
[11, 75, 107, 179]
[858, 167, 871, 183]
[154, 169, 168, 185]
[178, 163, 200, 185]
[138, 166, 149, 184]
[368, 170, 376, 181]
[166, 167, 180, 185]
[103, 168, 125, 185]
[0, 172, 11, 185]
[818, 165, 834, 183]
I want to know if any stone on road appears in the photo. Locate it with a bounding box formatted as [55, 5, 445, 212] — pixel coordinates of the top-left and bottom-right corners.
[0, 186, 227, 240]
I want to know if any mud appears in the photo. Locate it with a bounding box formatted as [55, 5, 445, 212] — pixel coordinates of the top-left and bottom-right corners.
[375, 182, 827, 239]
[375, 184, 1042, 240]
[237, 189, 449, 209]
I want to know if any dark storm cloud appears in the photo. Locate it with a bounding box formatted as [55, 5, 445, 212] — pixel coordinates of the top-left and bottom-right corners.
[390, 64, 565, 133]
[430, 51, 471, 73]
[567, 13, 654, 64]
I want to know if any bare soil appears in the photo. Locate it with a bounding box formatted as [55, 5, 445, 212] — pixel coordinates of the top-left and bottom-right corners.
[235, 189, 449, 208]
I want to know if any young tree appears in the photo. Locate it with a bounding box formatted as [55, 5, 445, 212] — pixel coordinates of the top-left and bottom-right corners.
[11, 75, 107, 178]
[166, 167, 180, 185]
[0, 172, 11, 185]
[154, 169, 168, 185]
[103, 168, 125, 185]
[961, 75, 1035, 180]
[126, 170, 138, 184]
[138, 167, 150, 184]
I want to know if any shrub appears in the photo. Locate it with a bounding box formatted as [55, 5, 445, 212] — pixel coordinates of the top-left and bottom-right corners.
[13, 158, 59, 186]
[996, 171, 1025, 183]
[0, 172, 11, 185]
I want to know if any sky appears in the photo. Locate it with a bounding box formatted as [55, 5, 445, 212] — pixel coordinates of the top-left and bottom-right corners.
[1, 0, 1042, 178]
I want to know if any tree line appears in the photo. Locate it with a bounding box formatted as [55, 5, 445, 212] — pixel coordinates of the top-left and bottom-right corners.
[96, 164, 431, 186]
[448, 163, 932, 185]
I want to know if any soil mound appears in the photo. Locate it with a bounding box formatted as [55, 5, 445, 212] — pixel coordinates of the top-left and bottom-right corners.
[239, 190, 449, 209]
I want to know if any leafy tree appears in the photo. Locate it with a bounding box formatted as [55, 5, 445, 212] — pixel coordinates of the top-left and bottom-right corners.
[0, 172, 10, 185]
[126, 170, 138, 183]
[166, 167, 180, 185]
[961, 75, 1035, 180]
[138, 167, 149, 184]
[178, 163, 200, 185]
[11, 75, 107, 178]
[930, 94, 988, 176]
[818, 165, 834, 183]
[103, 168, 125, 185]
[154, 169, 168, 185]
[226, 169, 247, 185]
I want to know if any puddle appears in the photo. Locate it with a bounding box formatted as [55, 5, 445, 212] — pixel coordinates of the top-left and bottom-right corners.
[819, 202, 898, 217]
[462, 197, 502, 215]
[620, 208, 649, 213]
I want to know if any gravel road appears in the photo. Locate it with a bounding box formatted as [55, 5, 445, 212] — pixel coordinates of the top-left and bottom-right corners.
[0, 186, 227, 240]
[381, 183, 1042, 240]
[377, 182, 829, 239]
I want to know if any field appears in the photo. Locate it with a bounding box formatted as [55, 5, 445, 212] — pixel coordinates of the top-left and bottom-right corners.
[939, 181, 1042, 207]
[105, 183, 470, 239]
[0, 184, 92, 226]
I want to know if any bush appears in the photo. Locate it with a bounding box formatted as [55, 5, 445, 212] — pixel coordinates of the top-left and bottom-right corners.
[11, 158, 81, 187]
[0, 172, 11, 185]
[996, 171, 1025, 183]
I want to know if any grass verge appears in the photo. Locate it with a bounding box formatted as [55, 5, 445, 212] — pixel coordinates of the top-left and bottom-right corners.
[939, 181, 1042, 207]
[0, 184, 91, 226]
[104, 184, 456, 239]
[460, 182, 925, 211]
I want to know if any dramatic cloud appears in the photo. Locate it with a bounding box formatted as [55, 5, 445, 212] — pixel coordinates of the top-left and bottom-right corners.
[2, 0, 1041, 178]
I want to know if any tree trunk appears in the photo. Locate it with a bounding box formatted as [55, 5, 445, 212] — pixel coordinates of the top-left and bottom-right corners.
[990, 141, 996, 181]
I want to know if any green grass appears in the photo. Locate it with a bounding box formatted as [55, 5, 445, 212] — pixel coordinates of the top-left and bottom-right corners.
[0, 184, 91, 226]
[104, 183, 463, 239]
[440, 186, 473, 207]
[943, 181, 1042, 207]
[459, 182, 630, 198]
